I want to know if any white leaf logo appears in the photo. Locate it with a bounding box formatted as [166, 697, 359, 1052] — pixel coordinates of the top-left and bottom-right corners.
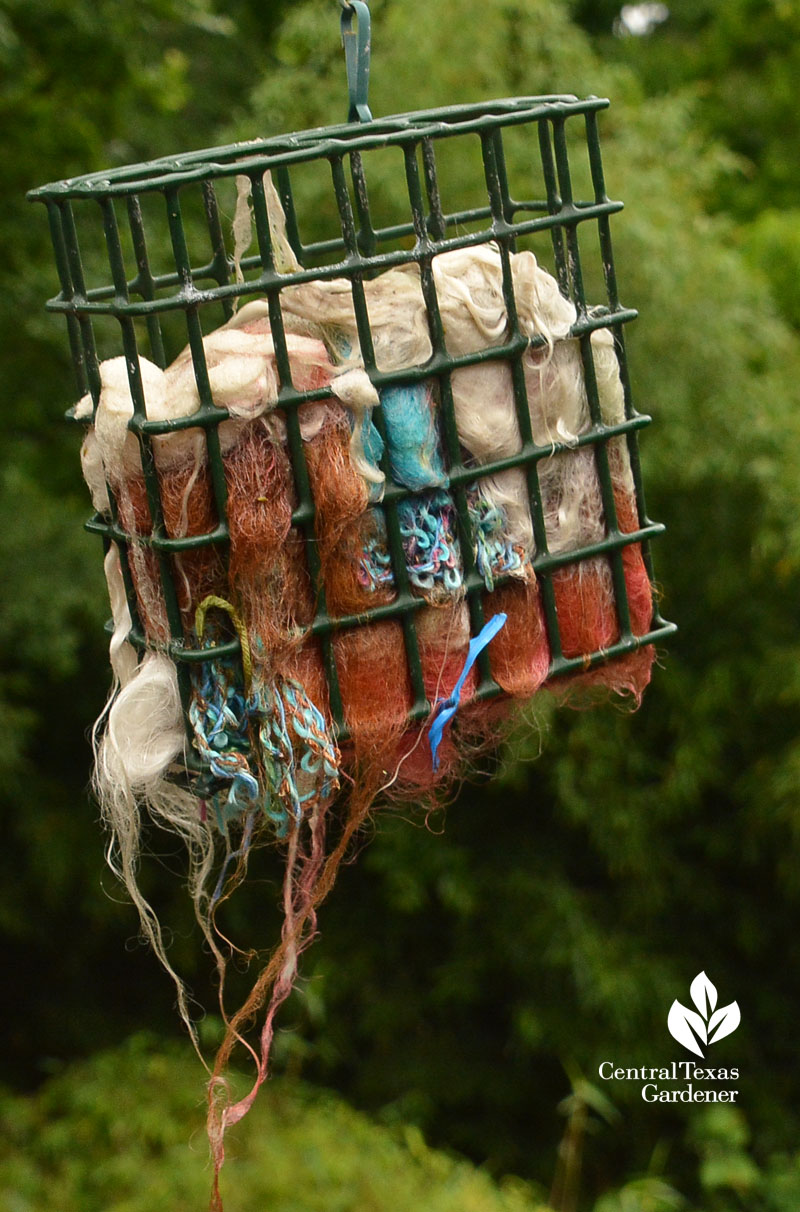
[668, 1000, 707, 1057]
[690, 971, 717, 1018]
[707, 1001, 741, 1045]
[668, 972, 740, 1057]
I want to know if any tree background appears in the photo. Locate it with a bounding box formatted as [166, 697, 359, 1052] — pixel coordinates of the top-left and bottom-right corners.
[2, 1, 800, 1209]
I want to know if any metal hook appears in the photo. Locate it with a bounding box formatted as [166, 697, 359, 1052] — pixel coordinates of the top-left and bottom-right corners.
[340, 0, 373, 123]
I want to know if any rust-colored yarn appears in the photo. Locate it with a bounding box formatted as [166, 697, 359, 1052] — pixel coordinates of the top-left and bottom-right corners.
[415, 603, 472, 699]
[547, 489, 654, 702]
[279, 640, 331, 714]
[551, 556, 619, 659]
[223, 422, 312, 655]
[387, 722, 461, 792]
[334, 620, 413, 737]
[304, 409, 393, 618]
[386, 603, 475, 791]
[484, 579, 551, 697]
[159, 450, 226, 624]
[614, 483, 654, 639]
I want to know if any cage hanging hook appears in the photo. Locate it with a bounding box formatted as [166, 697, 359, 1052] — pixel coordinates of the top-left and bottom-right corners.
[340, 0, 373, 123]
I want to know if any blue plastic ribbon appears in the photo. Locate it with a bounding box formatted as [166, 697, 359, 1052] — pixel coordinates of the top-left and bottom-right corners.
[428, 613, 508, 770]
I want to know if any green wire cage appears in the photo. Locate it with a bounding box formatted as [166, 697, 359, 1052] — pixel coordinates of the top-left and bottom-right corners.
[27, 2, 675, 776]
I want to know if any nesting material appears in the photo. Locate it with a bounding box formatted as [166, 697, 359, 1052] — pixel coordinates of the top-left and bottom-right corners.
[80, 229, 656, 1207]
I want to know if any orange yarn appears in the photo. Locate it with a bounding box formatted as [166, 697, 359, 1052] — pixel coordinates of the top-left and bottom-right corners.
[547, 475, 654, 701]
[484, 579, 551, 698]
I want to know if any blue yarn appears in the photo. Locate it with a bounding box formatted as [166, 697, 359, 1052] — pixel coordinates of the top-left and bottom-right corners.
[358, 510, 394, 593]
[190, 653, 339, 840]
[355, 410, 385, 501]
[398, 490, 463, 593]
[469, 491, 526, 591]
[380, 382, 447, 491]
[189, 659, 261, 829]
[428, 613, 508, 770]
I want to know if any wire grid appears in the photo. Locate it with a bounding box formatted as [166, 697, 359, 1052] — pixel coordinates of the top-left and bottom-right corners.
[29, 94, 675, 744]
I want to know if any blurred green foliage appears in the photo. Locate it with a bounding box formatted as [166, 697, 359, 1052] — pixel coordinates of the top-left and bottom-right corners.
[3, 1036, 800, 1211]
[2, 1, 800, 1210]
[572, 0, 800, 319]
[0, 1036, 552, 1212]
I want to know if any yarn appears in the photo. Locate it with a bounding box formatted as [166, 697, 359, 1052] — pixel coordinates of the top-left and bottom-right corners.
[190, 656, 261, 831]
[160, 457, 225, 625]
[78, 223, 659, 1208]
[552, 556, 618, 658]
[332, 484, 528, 605]
[334, 619, 414, 736]
[483, 579, 551, 699]
[256, 674, 340, 835]
[429, 613, 507, 769]
[304, 408, 391, 617]
[469, 490, 527, 591]
[357, 518, 395, 596]
[398, 490, 462, 598]
[380, 380, 446, 490]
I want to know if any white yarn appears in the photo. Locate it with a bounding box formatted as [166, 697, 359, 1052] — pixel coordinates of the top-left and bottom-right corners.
[328, 367, 384, 488]
[98, 651, 184, 793]
[92, 645, 206, 1040]
[434, 246, 510, 352]
[233, 172, 302, 287]
[104, 543, 138, 689]
[282, 267, 433, 372]
[76, 356, 166, 492]
[80, 429, 110, 514]
[93, 552, 221, 1048]
[232, 175, 254, 291]
[276, 242, 632, 555]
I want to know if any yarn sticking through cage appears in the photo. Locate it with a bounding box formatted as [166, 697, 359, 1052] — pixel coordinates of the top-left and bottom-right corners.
[29, 4, 674, 1206]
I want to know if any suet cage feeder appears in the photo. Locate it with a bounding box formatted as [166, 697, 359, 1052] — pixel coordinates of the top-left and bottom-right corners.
[28, 9, 673, 775]
[27, 4, 676, 1196]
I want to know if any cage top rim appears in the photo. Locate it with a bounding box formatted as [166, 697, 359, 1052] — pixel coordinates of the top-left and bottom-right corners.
[28, 93, 609, 202]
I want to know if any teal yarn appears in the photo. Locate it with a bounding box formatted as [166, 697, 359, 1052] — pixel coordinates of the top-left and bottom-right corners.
[398, 490, 463, 593]
[380, 381, 447, 491]
[354, 491, 524, 596]
[355, 410, 385, 501]
[190, 656, 339, 841]
[190, 657, 261, 831]
[257, 676, 340, 837]
[357, 509, 394, 593]
[469, 491, 526, 591]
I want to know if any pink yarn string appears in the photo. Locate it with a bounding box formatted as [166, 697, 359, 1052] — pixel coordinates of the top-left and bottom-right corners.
[208, 796, 328, 1209]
